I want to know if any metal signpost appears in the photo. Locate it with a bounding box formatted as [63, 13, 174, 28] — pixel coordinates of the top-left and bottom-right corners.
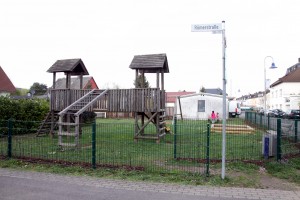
[191, 21, 227, 179]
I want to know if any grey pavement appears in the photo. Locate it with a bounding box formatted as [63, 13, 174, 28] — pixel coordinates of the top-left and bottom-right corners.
[0, 168, 299, 200]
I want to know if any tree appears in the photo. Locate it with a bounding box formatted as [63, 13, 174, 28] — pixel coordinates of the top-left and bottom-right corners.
[11, 88, 29, 96]
[133, 74, 150, 88]
[102, 82, 120, 89]
[29, 82, 48, 95]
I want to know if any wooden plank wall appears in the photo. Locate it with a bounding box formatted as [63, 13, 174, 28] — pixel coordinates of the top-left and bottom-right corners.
[50, 88, 164, 113]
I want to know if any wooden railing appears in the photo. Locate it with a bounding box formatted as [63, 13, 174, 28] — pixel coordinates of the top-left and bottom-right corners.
[50, 88, 165, 113]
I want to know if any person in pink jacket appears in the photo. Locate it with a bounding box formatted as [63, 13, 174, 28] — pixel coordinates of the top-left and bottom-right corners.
[211, 111, 216, 123]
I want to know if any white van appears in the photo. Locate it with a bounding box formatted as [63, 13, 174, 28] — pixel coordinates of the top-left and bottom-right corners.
[228, 100, 241, 118]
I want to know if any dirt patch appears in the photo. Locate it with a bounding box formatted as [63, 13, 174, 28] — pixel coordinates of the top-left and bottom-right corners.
[156, 160, 300, 191]
[257, 167, 300, 191]
[227, 166, 300, 191]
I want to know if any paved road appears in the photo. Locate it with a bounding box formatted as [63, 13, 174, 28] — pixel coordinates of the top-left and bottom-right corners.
[0, 168, 299, 200]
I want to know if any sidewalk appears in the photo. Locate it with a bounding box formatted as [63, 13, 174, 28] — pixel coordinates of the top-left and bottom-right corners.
[0, 168, 299, 200]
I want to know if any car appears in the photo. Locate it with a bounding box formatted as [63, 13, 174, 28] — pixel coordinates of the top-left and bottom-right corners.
[267, 109, 285, 118]
[258, 108, 265, 115]
[283, 109, 300, 119]
[264, 109, 273, 116]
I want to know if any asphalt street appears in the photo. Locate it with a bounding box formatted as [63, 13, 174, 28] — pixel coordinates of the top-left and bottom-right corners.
[0, 168, 299, 200]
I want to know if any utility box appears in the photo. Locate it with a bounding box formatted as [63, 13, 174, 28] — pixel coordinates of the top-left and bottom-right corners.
[262, 130, 277, 158]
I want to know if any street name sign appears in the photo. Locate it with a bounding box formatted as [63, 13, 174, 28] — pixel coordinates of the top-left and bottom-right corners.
[191, 23, 222, 32]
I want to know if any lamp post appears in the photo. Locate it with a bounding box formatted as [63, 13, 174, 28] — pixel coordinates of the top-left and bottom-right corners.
[264, 56, 277, 112]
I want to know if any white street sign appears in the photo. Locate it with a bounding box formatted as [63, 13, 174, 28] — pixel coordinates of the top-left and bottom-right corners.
[191, 23, 222, 32]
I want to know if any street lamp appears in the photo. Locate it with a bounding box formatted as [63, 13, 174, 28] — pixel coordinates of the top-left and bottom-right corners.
[264, 56, 277, 112]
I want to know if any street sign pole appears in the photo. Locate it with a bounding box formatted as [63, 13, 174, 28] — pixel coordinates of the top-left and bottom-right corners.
[191, 21, 227, 179]
[221, 21, 227, 180]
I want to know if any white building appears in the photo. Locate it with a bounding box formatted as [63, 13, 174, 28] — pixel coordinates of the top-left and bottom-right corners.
[269, 59, 300, 111]
[175, 92, 228, 119]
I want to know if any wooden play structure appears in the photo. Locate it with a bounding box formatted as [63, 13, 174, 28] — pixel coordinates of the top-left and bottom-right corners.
[37, 54, 169, 146]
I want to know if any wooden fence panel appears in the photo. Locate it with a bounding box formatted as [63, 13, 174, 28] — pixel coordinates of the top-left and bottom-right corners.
[50, 88, 163, 113]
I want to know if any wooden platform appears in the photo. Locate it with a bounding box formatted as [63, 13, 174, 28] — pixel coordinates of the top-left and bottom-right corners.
[211, 124, 254, 134]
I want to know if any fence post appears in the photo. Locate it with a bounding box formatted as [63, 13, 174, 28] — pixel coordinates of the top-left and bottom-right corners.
[267, 115, 270, 130]
[173, 116, 177, 159]
[7, 119, 12, 158]
[206, 123, 210, 177]
[276, 118, 282, 161]
[92, 121, 96, 169]
[295, 120, 298, 143]
[259, 114, 262, 128]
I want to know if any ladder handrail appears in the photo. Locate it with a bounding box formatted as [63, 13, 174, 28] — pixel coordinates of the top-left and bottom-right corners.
[58, 89, 97, 116]
[75, 89, 108, 116]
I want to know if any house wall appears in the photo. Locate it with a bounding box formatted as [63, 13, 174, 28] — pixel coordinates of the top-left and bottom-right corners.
[0, 92, 10, 97]
[175, 93, 228, 119]
[83, 79, 98, 89]
[270, 82, 300, 111]
[89, 78, 99, 89]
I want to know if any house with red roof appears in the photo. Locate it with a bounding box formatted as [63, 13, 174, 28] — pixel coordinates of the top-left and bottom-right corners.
[53, 76, 99, 89]
[0, 66, 16, 96]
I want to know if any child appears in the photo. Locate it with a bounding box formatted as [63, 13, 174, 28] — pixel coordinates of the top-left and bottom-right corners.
[211, 111, 216, 123]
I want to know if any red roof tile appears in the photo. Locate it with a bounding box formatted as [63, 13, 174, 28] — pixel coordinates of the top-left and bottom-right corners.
[0, 67, 16, 93]
[166, 91, 196, 103]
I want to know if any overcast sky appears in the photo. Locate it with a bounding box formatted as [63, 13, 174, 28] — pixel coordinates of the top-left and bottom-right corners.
[1, 0, 299, 97]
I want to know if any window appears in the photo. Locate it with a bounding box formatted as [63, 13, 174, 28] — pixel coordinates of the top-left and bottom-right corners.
[198, 100, 205, 112]
[280, 89, 282, 97]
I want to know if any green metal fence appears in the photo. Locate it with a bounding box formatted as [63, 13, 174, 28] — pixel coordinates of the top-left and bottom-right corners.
[245, 112, 300, 160]
[2, 116, 296, 175]
[0, 119, 210, 175]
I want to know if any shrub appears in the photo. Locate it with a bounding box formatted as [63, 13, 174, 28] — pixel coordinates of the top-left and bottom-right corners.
[0, 96, 49, 134]
[81, 111, 97, 123]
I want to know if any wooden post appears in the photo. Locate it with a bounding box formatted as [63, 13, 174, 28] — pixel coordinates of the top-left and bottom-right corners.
[66, 74, 71, 133]
[135, 69, 138, 88]
[156, 72, 159, 88]
[134, 70, 139, 140]
[75, 116, 80, 147]
[156, 72, 160, 139]
[50, 72, 56, 137]
[79, 74, 83, 89]
[141, 71, 145, 88]
[161, 69, 165, 110]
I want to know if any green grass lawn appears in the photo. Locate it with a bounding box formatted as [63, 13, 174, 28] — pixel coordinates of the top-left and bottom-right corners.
[1, 118, 300, 188]
[0, 118, 270, 175]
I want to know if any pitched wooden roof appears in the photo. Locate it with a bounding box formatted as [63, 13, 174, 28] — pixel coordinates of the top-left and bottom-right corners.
[129, 53, 169, 73]
[47, 59, 89, 75]
[270, 67, 300, 87]
[0, 66, 16, 93]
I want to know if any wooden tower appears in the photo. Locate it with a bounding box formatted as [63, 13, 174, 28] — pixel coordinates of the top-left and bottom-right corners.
[129, 53, 169, 142]
[44, 59, 108, 147]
